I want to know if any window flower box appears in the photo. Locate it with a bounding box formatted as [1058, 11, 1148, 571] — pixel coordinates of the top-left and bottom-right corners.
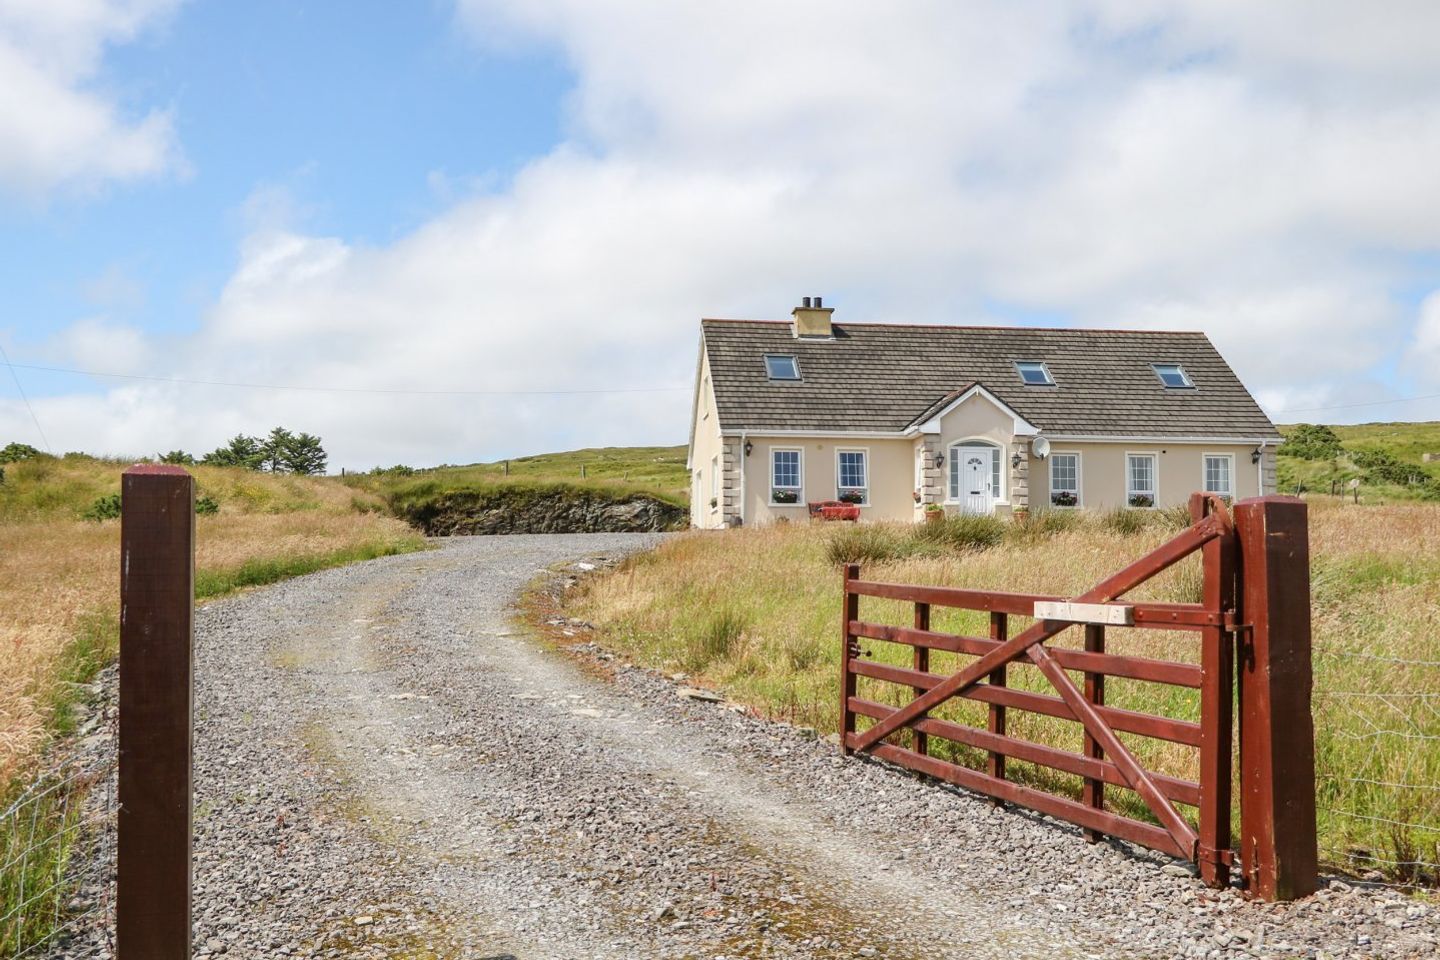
[838, 489, 866, 505]
[1051, 491, 1078, 507]
[771, 489, 799, 504]
[1128, 493, 1155, 508]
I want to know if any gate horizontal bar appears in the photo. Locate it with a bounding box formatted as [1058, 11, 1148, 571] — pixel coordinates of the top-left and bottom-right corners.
[1035, 601, 1135, 626]
[850, 659, 1203, 746]
[852, 738, 1190, 859]
[851, 621, 1202, 688]
[847, 579, 1221, 628]
[849, 697, 1201, 806]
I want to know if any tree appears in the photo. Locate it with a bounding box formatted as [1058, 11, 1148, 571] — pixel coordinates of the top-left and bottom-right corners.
[160, 450, 195, 465]
[281, 431, 327, 475]
[201, 434, 265, 470]
[260, 427, 295, 473]
[1278, 424, 1342, 461]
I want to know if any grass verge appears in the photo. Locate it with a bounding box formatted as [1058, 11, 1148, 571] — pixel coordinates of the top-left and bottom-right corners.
[569, 500, 1440, 887]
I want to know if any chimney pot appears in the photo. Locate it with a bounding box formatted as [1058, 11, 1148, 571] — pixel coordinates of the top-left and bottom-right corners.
[802, 296, 812, 308]
[814, 296, 823, 308]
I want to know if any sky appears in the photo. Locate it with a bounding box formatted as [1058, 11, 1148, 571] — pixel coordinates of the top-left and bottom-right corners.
[2, 0, 1440, 470]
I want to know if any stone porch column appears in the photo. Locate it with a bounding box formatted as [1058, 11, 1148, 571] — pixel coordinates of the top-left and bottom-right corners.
[920, 437, 943, 506]
[1008, 440, 1030, 512]
[721, 437, 744, 526]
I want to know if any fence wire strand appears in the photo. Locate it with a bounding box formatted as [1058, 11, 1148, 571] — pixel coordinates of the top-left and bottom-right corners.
[1, 754, 115, 959]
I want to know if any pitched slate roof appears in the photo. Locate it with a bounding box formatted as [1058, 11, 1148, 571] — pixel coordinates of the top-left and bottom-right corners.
[701, 319, 1279, 439]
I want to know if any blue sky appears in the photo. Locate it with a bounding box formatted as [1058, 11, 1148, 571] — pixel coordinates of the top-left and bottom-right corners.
[4, 1, 568, 362]
[2, 1, 1439, 467]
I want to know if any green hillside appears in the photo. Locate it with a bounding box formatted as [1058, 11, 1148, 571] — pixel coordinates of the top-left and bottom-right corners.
[343, 445, 690, 506]
[1277, 421, 1440, 502]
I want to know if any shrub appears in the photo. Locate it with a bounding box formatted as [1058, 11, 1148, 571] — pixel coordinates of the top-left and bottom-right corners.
[194, 495, 220, 515]
[0, 442, 42, 464]
[159, 450, 195, 465]
[1156, 503, 1194, 530]
[81, 493, 122, 522]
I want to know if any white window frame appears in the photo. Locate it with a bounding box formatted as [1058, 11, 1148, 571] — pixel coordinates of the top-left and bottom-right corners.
[1151, 363, 1194, 389]
[1048, 451, 1082, 508]
[769, 447, 804, 506]
[1202, 452, 1234, 500]
[710, 455, 720, 512]
[946, 439, 1004, 504]
[1014, 360, 1056, 387]
[763, 354, 801, 380]
[836, 447, 870, 506]
[1125, 452, 1159, 509]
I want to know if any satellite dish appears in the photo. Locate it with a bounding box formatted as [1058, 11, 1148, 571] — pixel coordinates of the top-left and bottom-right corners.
[1031, 436, 1051, 460]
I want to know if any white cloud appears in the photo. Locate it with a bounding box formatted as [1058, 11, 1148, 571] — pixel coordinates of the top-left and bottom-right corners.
[0, 0, 183, 199]
[7, 0, 1440, 462]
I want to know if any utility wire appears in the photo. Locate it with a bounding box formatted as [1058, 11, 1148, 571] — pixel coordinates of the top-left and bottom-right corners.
[0, 344, 53, 453]
[3, 361, 690, 398]
[1276, 391, 1440, 414]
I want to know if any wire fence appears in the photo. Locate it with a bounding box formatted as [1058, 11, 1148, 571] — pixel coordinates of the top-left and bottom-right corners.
[1315, 644, 1440, 893]
[0, 755, 115, 959]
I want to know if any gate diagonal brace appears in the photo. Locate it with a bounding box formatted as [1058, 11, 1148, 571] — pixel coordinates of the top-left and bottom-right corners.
[849, 510, 1231, 857]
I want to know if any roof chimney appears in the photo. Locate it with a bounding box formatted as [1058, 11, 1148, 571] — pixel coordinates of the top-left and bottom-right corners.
[792, 295, 834, 339]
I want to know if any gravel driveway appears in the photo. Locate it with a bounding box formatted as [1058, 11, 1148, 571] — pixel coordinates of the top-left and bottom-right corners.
[57, 533, 1437, 959]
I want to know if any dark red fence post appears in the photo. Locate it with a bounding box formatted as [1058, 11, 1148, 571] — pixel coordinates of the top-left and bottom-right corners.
[839, 563, 859, 755]
[1233, 496, 1317, 901]
[912, 601, 931, 757]
[118, 465, 195, 959]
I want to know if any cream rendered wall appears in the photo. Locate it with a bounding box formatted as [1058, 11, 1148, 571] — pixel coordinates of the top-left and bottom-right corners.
[740, 437, 919, 524]
[1028, 442, 1264, 511]
[688, 351, 726, 529]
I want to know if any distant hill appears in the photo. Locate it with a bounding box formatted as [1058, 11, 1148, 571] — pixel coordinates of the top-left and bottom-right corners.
[343, 445, 691, 534]
[1277, 421, 1440, 501]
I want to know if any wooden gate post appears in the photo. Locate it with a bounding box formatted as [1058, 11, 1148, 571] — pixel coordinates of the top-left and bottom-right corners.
[839, 563, 860, 755]
[1233, 496, 1318, 901]
[118, 465, 195, 959]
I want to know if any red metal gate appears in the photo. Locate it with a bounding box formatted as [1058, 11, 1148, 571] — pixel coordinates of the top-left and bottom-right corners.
[839, 493, 1317, 900]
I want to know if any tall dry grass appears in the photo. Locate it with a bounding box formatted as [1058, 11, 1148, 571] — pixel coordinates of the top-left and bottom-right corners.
[0, 458, 424, 784]
[572, 499, 1440, 884]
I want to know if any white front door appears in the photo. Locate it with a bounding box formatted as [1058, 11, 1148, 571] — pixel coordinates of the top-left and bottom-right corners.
[957, 446, 995, 514]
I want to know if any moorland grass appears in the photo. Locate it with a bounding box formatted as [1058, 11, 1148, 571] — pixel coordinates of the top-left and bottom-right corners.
[572, 499, 1440, 885]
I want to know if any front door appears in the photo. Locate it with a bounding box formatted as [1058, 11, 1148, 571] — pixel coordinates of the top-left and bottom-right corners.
[957, 447, 994, 514]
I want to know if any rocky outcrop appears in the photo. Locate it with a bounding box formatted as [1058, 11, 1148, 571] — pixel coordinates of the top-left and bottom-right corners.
[392, 486, 687, 536]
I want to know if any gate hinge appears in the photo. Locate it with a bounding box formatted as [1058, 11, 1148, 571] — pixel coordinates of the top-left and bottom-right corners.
[1197, 843, 1236, 868]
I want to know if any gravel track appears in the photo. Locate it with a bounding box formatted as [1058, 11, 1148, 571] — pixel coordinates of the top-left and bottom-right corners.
[52, 534, 1438, 959]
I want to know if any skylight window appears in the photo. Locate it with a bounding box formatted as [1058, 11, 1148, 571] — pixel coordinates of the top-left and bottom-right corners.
[1014, 361, 1055, 386]
[764, 354, 801, 380]
[1152, 363, 1194, 389]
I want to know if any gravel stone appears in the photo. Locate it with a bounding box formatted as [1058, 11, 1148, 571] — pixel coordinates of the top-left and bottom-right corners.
[47, 534, 1440, 959]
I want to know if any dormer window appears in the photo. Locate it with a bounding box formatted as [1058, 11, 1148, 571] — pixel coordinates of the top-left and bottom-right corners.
[1014, 361, 1054, 386]
[1152, 363, 1194, 389]
[764, 355, 801, 380]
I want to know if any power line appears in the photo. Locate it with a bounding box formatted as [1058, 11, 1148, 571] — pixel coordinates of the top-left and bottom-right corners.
[0, 344, 53, 453]
[4, 361, 691, 398]
[1276, 391, 1440, 415]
